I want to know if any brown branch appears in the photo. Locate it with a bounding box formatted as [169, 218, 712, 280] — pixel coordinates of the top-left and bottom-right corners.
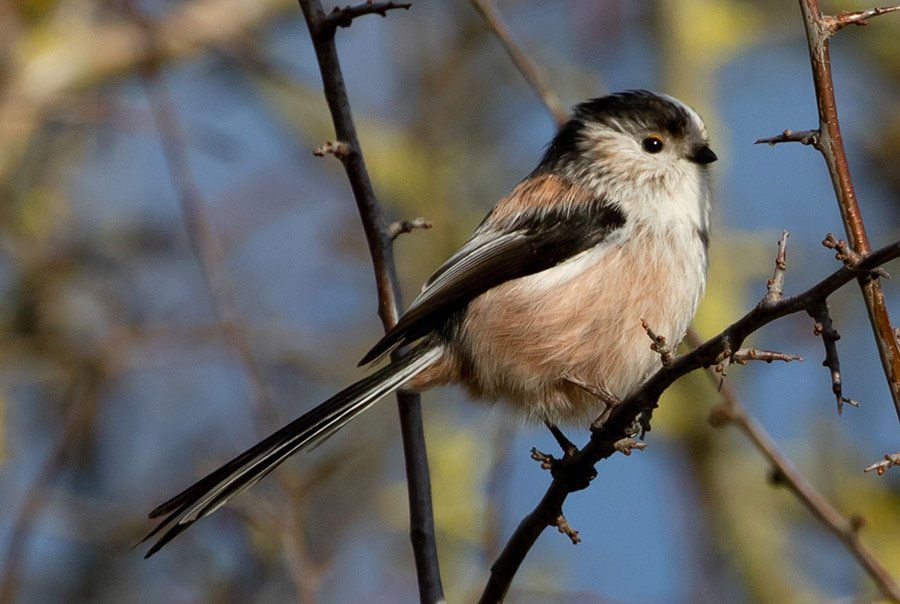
[822, 5, 900, 34]
[763, 230, 790, 305]
[755, 129, 820, 147]
[864, 452, 900, 475]
[691, 330, 900, 601]
[823, 232, 891, 278]
[730, 348, 803, 364]
[295, 2, 445, 601]
[388, 217, 433, 240]
[479, 235, 900, 603]
[642, 319, 675, 367]
[468, 0, 568, 127]
[795, 0, 900, 421]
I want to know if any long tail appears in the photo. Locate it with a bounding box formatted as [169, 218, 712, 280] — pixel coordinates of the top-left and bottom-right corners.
[142, 343, 443, 558]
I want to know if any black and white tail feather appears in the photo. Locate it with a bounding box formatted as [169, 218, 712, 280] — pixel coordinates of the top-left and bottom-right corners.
[142, 343, 442, 557]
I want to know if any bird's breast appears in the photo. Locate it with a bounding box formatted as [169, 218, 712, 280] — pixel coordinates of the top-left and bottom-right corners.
[452, 225, 707, 424]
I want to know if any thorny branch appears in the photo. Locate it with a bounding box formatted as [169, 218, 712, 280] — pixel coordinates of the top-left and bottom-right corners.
[296, 2, 445, 602]
[795, 0, 900, 421]
[479, 235, 900, 603]
[467, 3, 900, 600]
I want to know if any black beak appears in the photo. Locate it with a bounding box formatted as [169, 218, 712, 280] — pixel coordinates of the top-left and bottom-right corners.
[691, 144, 717, 165]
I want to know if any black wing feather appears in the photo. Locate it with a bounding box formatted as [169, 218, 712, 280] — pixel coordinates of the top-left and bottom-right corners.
[359, 198, 626, 365]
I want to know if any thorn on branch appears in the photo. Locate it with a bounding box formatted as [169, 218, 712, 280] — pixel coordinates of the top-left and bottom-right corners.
[864, 452, 900, 475]
[553, 514, 581, 545]
[321, 1, 411, 32]
[641, 319, 674, 366]
[755, 129, 820, 147]
[387, 217, 433, 240]
[822, 6, 900, 36]
[313, 140, 351, 159]
[762, 231, 790, 306]
[809, 300, 859, 414]
[822, 233, 891, 279]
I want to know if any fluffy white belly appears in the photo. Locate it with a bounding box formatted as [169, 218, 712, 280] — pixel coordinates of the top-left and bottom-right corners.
[457, 228, 706, 424]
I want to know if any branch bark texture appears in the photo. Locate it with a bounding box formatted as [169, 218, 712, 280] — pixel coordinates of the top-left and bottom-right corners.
[296, 2, 445, 602]
[797, 0, 900, 421]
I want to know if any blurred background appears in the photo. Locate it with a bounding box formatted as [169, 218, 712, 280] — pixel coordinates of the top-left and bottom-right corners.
[0, 0, 898, 602]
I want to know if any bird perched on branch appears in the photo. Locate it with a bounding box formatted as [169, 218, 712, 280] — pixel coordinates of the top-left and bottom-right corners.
[144, 90, 716, 556]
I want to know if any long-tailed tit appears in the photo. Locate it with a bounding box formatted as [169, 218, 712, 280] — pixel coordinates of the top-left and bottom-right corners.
[144, 90, 716, 556]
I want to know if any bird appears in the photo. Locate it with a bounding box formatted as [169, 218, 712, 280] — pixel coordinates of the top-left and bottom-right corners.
[143, 90, 716, 557]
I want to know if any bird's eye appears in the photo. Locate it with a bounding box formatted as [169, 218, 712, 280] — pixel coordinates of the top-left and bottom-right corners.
[642, 135, 665, 154]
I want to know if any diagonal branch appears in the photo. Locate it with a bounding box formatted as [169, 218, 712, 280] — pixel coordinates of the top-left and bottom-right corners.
[295, 2, 445, 602]
[480, 236, 900, 603]
[468, 0, 568, 127]
[697, 332, 900, 601]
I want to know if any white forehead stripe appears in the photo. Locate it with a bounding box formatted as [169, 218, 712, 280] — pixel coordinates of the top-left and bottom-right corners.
[659, 92, 708, 139]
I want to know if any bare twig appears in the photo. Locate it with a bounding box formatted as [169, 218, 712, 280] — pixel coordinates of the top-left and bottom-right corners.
[320, 1, 411, 33]
[755, 129, 820, 146]
[642, 319, 674, 366]
[796, 0, 900, 421]
[687, 328, 900, 601]
[823, 232, 891, 278]
[730, 348, 803, 364]
[761, 231, 790, 305]
[864, 452, 900, 475]
[468, 0, 568, 127]
[480, 236, 900, 602]
[553, 515, 580, 545]
[822, 5, 900, 34]
[388, 217, 433, 240]
[296, 2, 445, 601]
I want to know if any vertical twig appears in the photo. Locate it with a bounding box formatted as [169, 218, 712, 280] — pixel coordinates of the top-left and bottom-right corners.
[797, 0, 900, 421]
[296, 2, 445, 602]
